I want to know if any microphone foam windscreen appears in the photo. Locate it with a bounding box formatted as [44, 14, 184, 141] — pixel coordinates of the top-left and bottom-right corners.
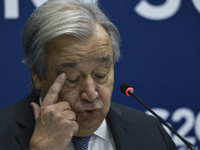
[120, 82, 131, 94]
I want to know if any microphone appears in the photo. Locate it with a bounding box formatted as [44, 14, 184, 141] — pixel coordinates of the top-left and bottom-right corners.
[120, 82, 196, 150]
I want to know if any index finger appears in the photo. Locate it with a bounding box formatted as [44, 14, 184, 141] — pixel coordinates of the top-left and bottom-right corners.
[42, 72, 67, 106]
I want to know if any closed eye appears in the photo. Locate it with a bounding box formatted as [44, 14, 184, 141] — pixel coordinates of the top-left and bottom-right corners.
[67, 78, 79, 83]
[95, 74, 106, 79]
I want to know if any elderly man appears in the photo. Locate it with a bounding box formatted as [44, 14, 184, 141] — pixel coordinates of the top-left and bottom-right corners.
[0, 0, 176, 150]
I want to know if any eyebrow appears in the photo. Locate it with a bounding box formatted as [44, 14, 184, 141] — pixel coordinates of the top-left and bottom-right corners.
[96, 55, 112, 64]
[56, 55, 112, 71]
[56, 62, 78, 71]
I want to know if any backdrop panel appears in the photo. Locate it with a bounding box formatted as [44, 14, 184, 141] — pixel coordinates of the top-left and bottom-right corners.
[0, 0, 199, 149]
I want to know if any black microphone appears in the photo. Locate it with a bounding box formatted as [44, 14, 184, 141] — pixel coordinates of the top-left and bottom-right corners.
[120, 82, 196, 150]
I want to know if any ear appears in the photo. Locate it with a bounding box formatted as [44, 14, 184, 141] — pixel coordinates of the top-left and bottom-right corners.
[30, 69, 42, 90]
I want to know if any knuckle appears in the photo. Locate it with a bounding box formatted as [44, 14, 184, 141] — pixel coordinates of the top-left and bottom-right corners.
[74, 122, 79, 134]
[56, 112, 63, 119]
[49, 107, 57, 115]
[48, 87, 58, 96]
[62, 101, 71, 108]
[63, 120, 78, 135]
[64, 120, 75, 128]
[72, 113, 76, 120]
[72, 111, 76, 116]
[44, 106, 57, 115]
[74, 122, 79, 129]
[68, 111, 76, 120]
[71, 123, 78, 136]
[65, 120, 72, 126]
[49, 107, 63, 119]
[63, 101, 70, 106]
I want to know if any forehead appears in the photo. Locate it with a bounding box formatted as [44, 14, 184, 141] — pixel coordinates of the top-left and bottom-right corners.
[46, 24, 113, 67]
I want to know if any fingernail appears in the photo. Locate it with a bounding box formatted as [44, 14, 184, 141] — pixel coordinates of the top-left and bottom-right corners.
[60, 72, 66, 79]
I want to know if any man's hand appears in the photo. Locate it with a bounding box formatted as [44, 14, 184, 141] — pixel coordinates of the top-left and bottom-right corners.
[29, 73, 78, 150]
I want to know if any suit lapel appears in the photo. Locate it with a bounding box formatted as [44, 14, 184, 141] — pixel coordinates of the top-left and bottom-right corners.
[107, 102, 139, 150]
[15, 92, 39, 150]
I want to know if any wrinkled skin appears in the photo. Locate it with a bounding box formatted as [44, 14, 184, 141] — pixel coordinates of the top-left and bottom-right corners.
[30, 23, 114, 150]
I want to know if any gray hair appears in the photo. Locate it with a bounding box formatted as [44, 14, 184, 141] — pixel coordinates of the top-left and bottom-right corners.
[22, 0, 121, 95]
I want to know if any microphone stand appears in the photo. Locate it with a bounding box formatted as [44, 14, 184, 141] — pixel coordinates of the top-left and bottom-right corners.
[128, 90, 196, 150]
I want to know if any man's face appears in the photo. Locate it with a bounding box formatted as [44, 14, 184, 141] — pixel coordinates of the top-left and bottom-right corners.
[37, 24, 114, 136]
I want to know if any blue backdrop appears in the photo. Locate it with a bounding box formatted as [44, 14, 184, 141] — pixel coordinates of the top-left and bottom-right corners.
[0, 0, 199, 149]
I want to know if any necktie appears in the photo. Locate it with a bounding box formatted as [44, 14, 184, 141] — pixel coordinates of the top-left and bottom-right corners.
[72, 135, 92, 150]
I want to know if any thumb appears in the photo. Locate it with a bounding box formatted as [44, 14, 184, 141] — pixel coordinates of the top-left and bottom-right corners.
[30, 102, 40, 120]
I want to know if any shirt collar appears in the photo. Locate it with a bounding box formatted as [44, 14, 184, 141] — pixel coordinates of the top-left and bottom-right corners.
[93, 119, 110, 142]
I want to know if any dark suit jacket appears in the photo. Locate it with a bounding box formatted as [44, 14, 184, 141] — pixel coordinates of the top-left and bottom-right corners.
[0, 91, 176, 150]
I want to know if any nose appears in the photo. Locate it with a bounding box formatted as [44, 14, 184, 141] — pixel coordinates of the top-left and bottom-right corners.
[80, 75, 99, 103]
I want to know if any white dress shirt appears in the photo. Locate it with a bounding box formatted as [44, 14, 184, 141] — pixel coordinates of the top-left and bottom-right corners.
[39, 98, 116, 150]
[66, 119, 116, 150]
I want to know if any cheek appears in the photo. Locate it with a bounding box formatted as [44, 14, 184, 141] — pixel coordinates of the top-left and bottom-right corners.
[98, 76, 114, 104]
[98, 85, 113, 102]
[102, 68, 114, 91]
[97, 87, 112, 118]
[58, 86, 80, 108]
[98, 66, 114, 97]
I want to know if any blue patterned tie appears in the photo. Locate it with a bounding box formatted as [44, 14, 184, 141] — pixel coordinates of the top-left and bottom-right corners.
[72, 135, 91, 150]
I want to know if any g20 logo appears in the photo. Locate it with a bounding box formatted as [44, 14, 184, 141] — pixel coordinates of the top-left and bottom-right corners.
[134, 0, 200, 20]
[145, 108, 200, 150]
